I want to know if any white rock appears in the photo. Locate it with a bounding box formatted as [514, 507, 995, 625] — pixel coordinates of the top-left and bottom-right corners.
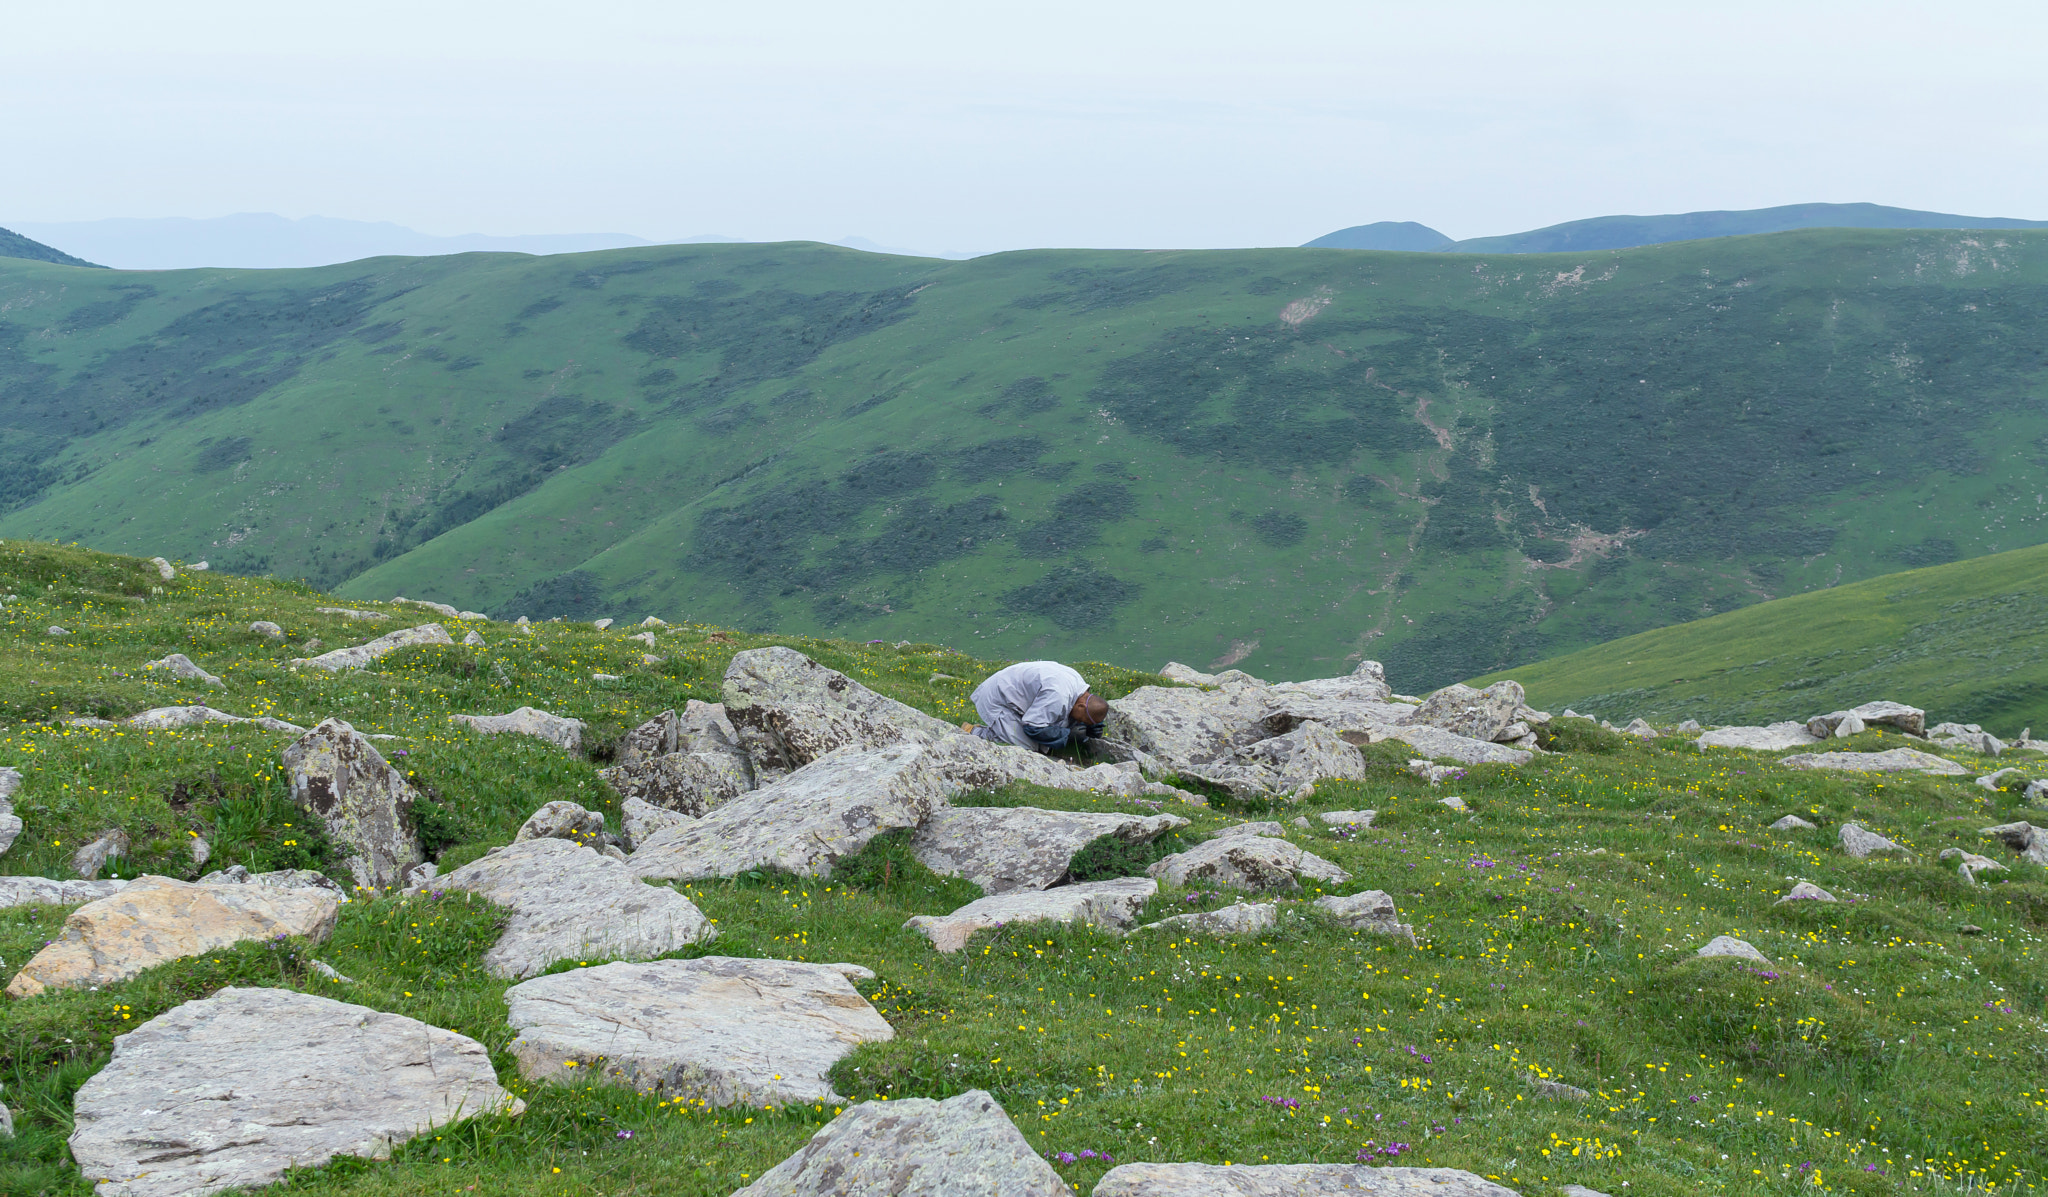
[1979, 821, 2048, 865]
[1440, 796, 1470, 812]
[1807, 701, 1926, 738]
[248, 620, 284, 639]
[436, 839, 712, 978]
[1267, 659, 1394, 705]
[1159, 661, 1218, 686]
[125, 705, 245, 730]
[189, 561, 208, 570]
[592, 617, 614, 629]
[1622, 718, 1658, 738]
[1839, 822, 1909, 858]
[1403, 680, 1526, 742]
[1976, 767, 2027, 791]
[1696, 721, 1823, 750]
[515, 799, 610, 846]
[1136, 901, 1277, 936]
[1213, 820, 1287, 838]
[391, 596, 459, 618]
[1094, 1164, 1518, 1197]
[1319, 809, 1377, 826]
[1831, 713, 1867, 738]
[143, 653, 224, 686]
[0, 876, 129, 907]
[1784, 748, 1970, 777]
[1184, 720, 1367, 800]
[641, 616, 667, 627]
[313, 606, 389, 620]
[735, 1089, 1066, 1197]
[450, 706, 586, 752]
[0, 812, 20, 856]
[1775, 881, 1838, 904]
[1675, 719, 1702, 734]
[1147, 835, 1350, 892]
[1939, 848, 2007, 885]
[504, 956, 891, 1105]
[0, 765, 18, 802]
[149, 556, 176, 581]
[1384, 723, 1532, 765]
[630, 743, 947, 881]
[911, 806, 1187, 893]
[293, 622, 451, 671]
[47, 625, 69, 636]
[1696, 935, 1769, 964]
[1407, 758, 1465, 785]
[70, 987, 520, 1197]
[71, 828, 130, 879]
[462, 629, 485, 646]
[1769, 815, 1817, 831]
[905, 878, 1158, 952]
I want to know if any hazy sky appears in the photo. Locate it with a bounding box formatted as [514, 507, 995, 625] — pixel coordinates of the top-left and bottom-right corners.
[8, 0, 2046, 252]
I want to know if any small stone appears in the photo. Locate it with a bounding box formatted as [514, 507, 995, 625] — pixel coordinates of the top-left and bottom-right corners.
[450, 706, 586, 752]
[1939, 847, 2008, 884]
[46, 625, 69, 636]
[1775, 881, 1837, 904]
[144, 652, 224, 686]
[1769, 815, 1817, 831]
[1696, 935, 1769, 964]
[1314, 890, 1416, 941]
[150, 556, 177, 580]
[189, 560, 208, 570]
[1959, 924, 1983, 936]
[1839, 822, 1909, 858]
[640, 616, 666, 627]
[125, 705, 246, 730]
[1622, 718, 1658, 738]
[71, 828, 130, 879]
[189, 834, 211, 868]
[248, 621, 284, 639]
[515, 800, 610, 846]
[1529, 1074, 1591, 1100]
[309, 958, 353, 983]
[463, 629, 485, 646]
[1318, 809, 1377, 826]
[735, 1089, 1065, 1197]
[593, 617, 614, 629]
[1440, 796, 1470, 812]
[1136, 902, 1277, 937]
[1832, 713, 1867, 738]
[1212, 820, 1287, 839]
[1675, 719, 1702, 734]
[906, 879, 1158, 952]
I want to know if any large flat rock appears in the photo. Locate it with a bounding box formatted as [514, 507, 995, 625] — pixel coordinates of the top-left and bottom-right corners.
[69, 987, 520, 1197]
[906, 878, 1158, 952]
[911, 806, 1187, 893]
[1696, 722, 1823, 751]
[0, 876, 129, 908]
[1783, 748, 1970, 776]
[292, 622, 452, 671]
[722, 646, 957, 778]
[435, 838, 713, 978]
[735, 1089, 1065, 1197]
[282, 718, 426, 891]
[7, 875, 339, 999]
[630, 743, 949, 881]
[1382, 723, 1532, 766]
[1148, 835, 1351, 892]
[1807, 700, 1926, 738]
[1094, 1163, 1520, 1196]
[504, 956, 892, 1105]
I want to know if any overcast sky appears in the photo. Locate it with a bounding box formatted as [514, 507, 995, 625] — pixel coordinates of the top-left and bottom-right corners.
[7, 0, 2046, 252]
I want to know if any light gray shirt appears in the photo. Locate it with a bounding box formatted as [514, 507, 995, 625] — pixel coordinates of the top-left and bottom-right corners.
[970, 661, 1090, 748]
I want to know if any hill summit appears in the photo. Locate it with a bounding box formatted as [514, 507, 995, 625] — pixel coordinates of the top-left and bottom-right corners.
[1305, 201, 2048, 253]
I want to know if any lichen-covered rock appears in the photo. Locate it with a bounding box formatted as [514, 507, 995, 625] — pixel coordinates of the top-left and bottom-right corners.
[1404, 680, 1526, 742]
[6, 876, 340, 998]
[1093, 1163, 1519, 1196]
[1135, 901, 1276, 937]
[1267, 659, 1394, 704]
[293, 622, 452, 671]
[1188, 721, 1367, 799]
[1807, 701, 1926, 738]
[1839, 822, 1909, 858]
[505, 957, 891, 1105]
[911, 806, 1186, 893]
[906, 879, 1158, 952]
[69, 987, 519, 1197]
[735, 1089, 1065, 1197]
[1696, 935, 1769, 964]
[1147, 835, 1351, 892]
[144, 653, 223, 686]
[630, 744, 948, 881]
[1776, 881, 1838, 903]
[1696, 722, 1822, 751]
[451, 706, 586, 752]
[282, 718, 426, 891]
[515, 800, 611, 847]
[1979, 821, 2048, 865]
[619, 795, 688, 849]
[436, 839, 712, 978]
[722, 647, 957, 779]
[1098, 684, 1290, 773]
[1314, 890, 1414, 941]
[616, 709, 682, 767]
[1214, 820, 1287, 838]
[600, 750, 752, 817]
[1783, 748, 1970, 777]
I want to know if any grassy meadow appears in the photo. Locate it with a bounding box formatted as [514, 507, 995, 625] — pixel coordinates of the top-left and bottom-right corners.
[0, 540, 2044, 1197]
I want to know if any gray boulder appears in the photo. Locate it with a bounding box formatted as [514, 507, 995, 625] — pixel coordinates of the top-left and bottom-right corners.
[195, 866, 346, 898]
[1769, 815, 1818, 831]
[0, 810, 17, 856]
[1267, 659, 1395, 704]
[1093, 1164, 1518, 1197]
[1931, 724, 2007, 756]
[1830, 713, 1867, 738]
[144, 653, 223, 686]
[1808, 701, 1926, 738]
[911, 806, 1186, 893]
[0, 765, 18, 802]
[1147, 835, 1350, 892]
[1403, 680, 1525, 742]
[906, 879, 1157, 952]
[515, 800, 616, 851]
[722, 647, 956, 779]
[619, 795, 688, 850]
[1314, 890, 1414, 941]
[1136, 901, 1277, 937]
[293, 622, 452, 671]
[462, 629, 485, 646]
[282, 718, 427, 891]
[2029, 779, 2048, 809]
[504, 957, 891, 1105]
[69, 987, 520, 1197]
[1675, 719, 1702, 734]
[1529, 1075, 1592, 1100]
[1775, 881, 1838, 904]
[1439, 796, 1471, 812]
[1384, 723, 1531, 765]
[616, 708, 682, 767]
[735, 1089, 1065, 1197]
[1976, 767, 2028, 791]
[1980, 821, 2048, 866]
[600, 750, 752, 817]
[1697, 935, 1769, 964]
[0, 876, 129, 907]
[1214, 820, 1287, 838]
[1188, 720, 1367, 800]
[1697, 722, 1822, 751]
[451, 706, 585, 752]
[436, 838, 712, 978]
[150, 556, 176, 580]
[1319, 809, 1377, 827]
[630, 743, 948, 881]
[1783, 748, 1970, 777]
[126, 705, 245, 730]
[1098, 684, 1290, 774]
[1622, 718, 1658, 738]
[1839, 822, 1909, 858]
[1939, 848, 2007, 885]
[1159, 661, 1218, 686]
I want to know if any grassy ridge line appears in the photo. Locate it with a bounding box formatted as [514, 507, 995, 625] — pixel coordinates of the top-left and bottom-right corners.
[0, 541, 2045, 1196]
[1476, 541, 2048, 735]
[5, 231, 2048, 689]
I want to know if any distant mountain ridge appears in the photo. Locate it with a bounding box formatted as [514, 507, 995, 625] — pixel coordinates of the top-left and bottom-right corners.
[0, 225, 101, 268]
[1305, 202, 2048, 253]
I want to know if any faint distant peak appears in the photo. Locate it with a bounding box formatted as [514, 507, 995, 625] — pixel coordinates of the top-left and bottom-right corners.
[1300, 221, 1454, 251]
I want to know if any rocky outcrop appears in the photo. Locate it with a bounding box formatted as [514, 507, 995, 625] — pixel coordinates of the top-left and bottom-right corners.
[451, 706, 586, 752]
[1093, 1164, 1518, 1196]
[1314, 890, 1414, 940]
[1696, 722, 1822, 751]
[1403, 681, 1525, 742]
[69, 987, 519, 1197]
[1697, 935, 1769, 963]
[1939, 848, 2007, 884]
[6, 875, 340, 998]
[504, 957, 891, 1105]
[735, 1089, 1065, 1197]
[911, 806, 1186, 893]
[1268, 659, 1395, 704]
[282, 718, 426, 890]
[722, 647, 957, 780]
[143, 653, 223, 686]
[630, 743, 948, 881]
[1382, 723, 1532, 765]
[1098, 683, 1291, 774]
[906, 879, 1158, 952]
[293, 623, 451, 671]
[1783, 748, 1970, 776]
[125, 705, 246, 730]
[1135, 901, 1277, 937]
[1808, 701, 1926, 738]
[1147, 836, 1350, 892]
[436, 839, 712, 978]
[1929, 722, 2008, 756]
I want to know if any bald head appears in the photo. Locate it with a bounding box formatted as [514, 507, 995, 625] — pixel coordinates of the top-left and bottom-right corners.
[1071, 692, 1109, 724]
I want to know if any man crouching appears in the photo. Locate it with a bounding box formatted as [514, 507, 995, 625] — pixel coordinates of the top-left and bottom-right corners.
[964, 660, 1109, 754]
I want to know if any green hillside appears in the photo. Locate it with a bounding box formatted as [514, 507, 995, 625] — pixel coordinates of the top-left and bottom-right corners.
[3, 229, 2047, 688]
[1306, 203, 2048, 254]
[0, 227, 99, 269]
[1477, 542, 2048, 735]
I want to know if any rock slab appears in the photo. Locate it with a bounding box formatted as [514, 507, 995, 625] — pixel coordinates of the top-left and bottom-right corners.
[1315, 890, 1416, 941]
[69, 987, 520, 1197]
[294, 622, 451, 671]
[907, 878, 1158, 952]
[1093, 1164, 1519, 1196]
[1149, 836, 1351, 892]
[734, 1089, 1065, 1197]
[1137, 902, 1277, 936]
[1696, 722, 1821, 751]
[451, 706, 586, 752]
[437, 838, 713, 978]
[911, 806, 1186, 893]
[7, 875, 340, 998]
[504, 957, 892, 1105]
[1782, 748, 1970, 777]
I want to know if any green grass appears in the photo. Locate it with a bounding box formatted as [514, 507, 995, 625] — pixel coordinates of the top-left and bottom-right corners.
[1476, 540, 2048, 737]
[4, 229, 2048, 690]
[2, 542, 2046, 1196]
